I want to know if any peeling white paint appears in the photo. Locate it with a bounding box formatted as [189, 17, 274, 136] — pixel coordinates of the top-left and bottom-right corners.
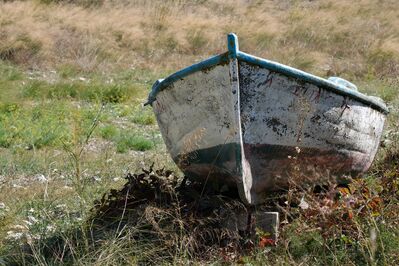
[151, 59, 386, 205]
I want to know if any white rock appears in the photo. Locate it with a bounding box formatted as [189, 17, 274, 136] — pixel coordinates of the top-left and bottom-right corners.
[34, 174, 48, 183]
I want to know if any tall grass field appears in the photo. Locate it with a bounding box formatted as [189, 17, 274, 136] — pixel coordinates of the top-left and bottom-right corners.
[0, 0, 398, 265]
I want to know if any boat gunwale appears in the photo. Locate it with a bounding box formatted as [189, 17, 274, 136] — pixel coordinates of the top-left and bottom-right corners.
[146, 52, 229, 105]
[146, 34, 389, 114]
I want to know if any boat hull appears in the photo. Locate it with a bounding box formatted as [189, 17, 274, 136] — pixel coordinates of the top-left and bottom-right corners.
[149, 34, 387, 205]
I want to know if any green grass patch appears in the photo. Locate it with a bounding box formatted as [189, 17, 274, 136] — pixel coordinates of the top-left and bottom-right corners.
[21, 80, 142, 103]
[99, 124, 118, 140]
[116, 134, 154, 153]
[0, 61, 23, 81]
[131, 108, 156, 125]
[0, 101, 109, 150]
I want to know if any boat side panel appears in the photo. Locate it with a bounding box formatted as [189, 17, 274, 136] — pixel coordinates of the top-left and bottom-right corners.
[238, 61, 386, 199]
[237, 51, 388, 114]
[152, 64, 242, 181]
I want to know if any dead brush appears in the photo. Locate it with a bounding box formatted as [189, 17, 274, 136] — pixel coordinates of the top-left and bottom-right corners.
[261, 166, 396, 264]
[88, 164, 247, 263]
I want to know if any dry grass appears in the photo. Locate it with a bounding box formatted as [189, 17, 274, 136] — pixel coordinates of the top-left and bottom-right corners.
[0, 0, 398, 264]
[0, 0, 398, 78]
[2, 160, 398, 265]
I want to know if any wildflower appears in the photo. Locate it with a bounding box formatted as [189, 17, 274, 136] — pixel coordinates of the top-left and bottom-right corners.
[46, 225, 56, 233]
[27, 215, 38, 224]
[6, 231, 24, 241]
[56, 204, 67, 209]
[299, 197, 309, 210]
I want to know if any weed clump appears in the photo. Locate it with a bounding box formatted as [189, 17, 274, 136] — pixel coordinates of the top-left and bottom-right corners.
[116, 134, 154, 153]
[99, 124, 118, 140]
[132, 109, 156, 125]
[38, 0, 104, 8]
[21, 81, 138, 103]
[0, 34, 42, 65]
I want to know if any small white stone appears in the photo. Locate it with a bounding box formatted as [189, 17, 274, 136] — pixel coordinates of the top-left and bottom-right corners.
[35, 174, 48, 183]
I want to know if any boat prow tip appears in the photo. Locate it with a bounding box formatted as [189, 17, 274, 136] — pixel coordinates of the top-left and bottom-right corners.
[227, 33, 239, 59]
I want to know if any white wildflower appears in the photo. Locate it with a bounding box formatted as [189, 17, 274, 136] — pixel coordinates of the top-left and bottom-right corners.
[6, 231, 24, 241]
[298, 197, 309, 210]
[56, 204, 67, 209]
[27, 215, 38, 224]
[295, 146, 301, 154]
[46, 225, 56, 233]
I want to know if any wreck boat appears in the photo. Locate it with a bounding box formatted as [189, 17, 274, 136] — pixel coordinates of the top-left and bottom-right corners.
[146, 33, 388, 205]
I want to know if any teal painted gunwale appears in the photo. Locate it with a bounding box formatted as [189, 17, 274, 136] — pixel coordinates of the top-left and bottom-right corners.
[146, 52, 229, 105]
[146, 33, 389, 114]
